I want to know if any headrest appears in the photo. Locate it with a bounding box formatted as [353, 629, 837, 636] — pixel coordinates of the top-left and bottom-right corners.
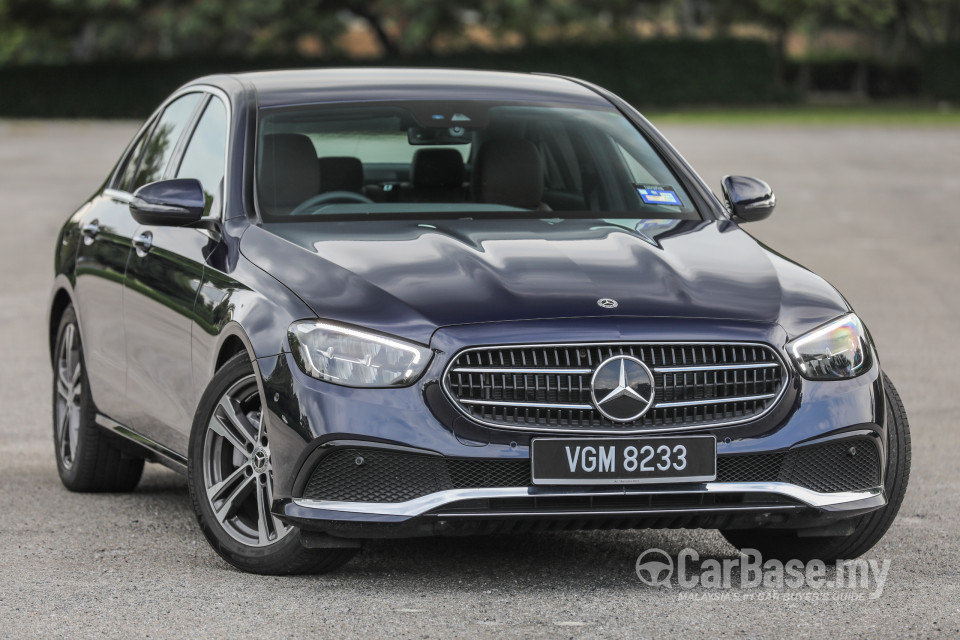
[318, 156, 364, 193]
[259, 133, 319, 210]
[411, 148, 465, 189]
[473, 138, 543, 209]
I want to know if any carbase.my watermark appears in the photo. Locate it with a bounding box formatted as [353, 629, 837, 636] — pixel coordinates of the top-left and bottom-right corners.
[635, 548, 890, 599]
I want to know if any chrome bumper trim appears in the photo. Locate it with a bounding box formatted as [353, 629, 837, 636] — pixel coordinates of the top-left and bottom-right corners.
[292, 482, 884, 518]
[432, 504, 801, 519]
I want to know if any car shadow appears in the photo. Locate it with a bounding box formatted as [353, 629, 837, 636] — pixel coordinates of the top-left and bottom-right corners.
[131, 466, 736, 584]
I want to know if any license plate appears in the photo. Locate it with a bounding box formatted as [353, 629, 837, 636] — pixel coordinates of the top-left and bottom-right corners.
[531, 436, 717, 485]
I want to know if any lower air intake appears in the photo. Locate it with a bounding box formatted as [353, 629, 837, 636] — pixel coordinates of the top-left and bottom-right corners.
[301, 437, 881, 503]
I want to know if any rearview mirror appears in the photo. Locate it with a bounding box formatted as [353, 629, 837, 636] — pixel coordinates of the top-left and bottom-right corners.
[130, 179, 206, 226]
[721, 175, 775, 223]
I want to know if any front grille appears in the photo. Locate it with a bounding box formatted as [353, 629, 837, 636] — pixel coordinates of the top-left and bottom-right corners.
[300, 438, 881, 503]
[443, 342, 787, 432]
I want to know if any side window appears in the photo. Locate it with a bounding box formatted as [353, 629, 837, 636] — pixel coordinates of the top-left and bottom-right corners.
[175, 96, 228, 216]
[115, 119, 156, 192]
[131, 93, 202, 191]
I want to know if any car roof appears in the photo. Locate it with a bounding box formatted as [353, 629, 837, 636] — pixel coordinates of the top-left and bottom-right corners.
[207, 67, 612, 109]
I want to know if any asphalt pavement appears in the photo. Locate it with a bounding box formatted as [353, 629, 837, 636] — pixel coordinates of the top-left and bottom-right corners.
[0, 119, 958, 638]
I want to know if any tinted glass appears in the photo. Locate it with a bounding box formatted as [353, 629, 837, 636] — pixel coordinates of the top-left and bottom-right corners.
[176, 96, 228, 216]
[257, 102, 700, 221]
[115, 119, 155, 192]
[132, 92, 202, 191]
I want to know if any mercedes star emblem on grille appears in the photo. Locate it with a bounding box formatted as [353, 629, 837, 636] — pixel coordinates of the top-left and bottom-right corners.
[590, 355, 655, 422]
[597, 298, 618, 309]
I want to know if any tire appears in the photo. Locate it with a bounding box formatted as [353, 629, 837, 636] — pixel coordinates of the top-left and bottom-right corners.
[52, 305, 144, 492]
[721, 372, 911, 561]
[187, 352, 357, 575]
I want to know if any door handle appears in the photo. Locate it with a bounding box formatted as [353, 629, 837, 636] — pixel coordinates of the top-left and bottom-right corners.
[81, 220, 99, 245]
[133, 230, 153, 256]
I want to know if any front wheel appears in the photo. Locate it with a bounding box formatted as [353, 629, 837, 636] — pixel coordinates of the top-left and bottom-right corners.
[721, 372, 911, 561]
[187, 352, 356, 574]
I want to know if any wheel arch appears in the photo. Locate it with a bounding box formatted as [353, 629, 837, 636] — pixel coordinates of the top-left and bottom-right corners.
[216, 334, 249, 373]
[48, 284, 76, 366]
[211, 322, 259, 377]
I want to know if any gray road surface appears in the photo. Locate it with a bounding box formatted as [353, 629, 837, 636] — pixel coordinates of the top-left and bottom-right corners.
[0, 119, 958, 638]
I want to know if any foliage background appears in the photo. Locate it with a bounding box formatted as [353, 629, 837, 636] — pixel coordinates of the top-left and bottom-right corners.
[1, 0, 958, 116]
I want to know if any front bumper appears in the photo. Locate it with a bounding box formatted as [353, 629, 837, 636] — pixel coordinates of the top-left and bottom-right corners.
[257, 317, 888, 539]
[274, 428, 886, 538]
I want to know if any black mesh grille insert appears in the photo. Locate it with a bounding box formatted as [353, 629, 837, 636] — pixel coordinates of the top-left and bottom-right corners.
[780, 439, 882, 493]
[302, 449, 530, 502]
[302, 449, 451, 503]
[717, 438, 881, 493]
[447, 459, 532, 489]
[301, 438, 881, 503]
[443, 342, 786, 431]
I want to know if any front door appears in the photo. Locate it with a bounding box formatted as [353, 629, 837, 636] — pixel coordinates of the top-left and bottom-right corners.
[123, 94, 228, 451]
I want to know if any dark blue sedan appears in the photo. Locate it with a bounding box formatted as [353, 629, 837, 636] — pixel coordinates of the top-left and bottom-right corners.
[48, 68, 910, 574]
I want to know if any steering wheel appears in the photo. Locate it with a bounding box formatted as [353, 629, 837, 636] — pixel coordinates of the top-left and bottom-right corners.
[289, 190, 374, 215]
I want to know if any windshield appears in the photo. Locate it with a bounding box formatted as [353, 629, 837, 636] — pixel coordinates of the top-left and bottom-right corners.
[256, 101, 701, 221]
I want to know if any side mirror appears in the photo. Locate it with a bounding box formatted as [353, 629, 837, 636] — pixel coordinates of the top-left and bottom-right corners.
[721, 175, 775, 223]
[130, 179, 206, 226]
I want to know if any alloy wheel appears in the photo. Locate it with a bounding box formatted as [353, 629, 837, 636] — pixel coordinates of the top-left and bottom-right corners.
[54, 323, 82, 469]
[201, 375, 293, 547]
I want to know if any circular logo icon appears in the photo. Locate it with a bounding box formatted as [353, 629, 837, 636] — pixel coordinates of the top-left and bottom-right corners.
[597, 298, 619, 309]
[251, 449, 268, 472]
[635, 548, 674, 587]
[590, 355, 655, 422]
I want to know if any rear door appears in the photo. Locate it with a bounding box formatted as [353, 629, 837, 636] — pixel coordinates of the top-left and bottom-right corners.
[72, 123, 153, 421]
[73, 91, 202, 421]
[123, 92, 229, 451]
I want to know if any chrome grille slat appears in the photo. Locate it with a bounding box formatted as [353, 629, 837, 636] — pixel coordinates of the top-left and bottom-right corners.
[442, 341, 788, 434]
[653, 362, 779, 373]
[655, 393, 777, 408]
[451, 367, 593, 374]
[461, 399, 595, 410]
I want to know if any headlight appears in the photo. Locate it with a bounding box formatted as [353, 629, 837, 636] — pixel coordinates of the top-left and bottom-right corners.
[786, 313, 872, 380]
[288, 320, 432, 388]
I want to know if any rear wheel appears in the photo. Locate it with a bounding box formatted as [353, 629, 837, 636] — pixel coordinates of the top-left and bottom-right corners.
[52, 305, 144, 492]
[720, 372, 911, 561]
[187, 352, 357, 574]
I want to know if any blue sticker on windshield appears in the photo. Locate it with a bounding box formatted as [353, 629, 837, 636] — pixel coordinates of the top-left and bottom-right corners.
[637, 185, 681, 206]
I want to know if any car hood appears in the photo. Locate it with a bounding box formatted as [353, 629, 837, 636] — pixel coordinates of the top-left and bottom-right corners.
[241, 217, 850, 345]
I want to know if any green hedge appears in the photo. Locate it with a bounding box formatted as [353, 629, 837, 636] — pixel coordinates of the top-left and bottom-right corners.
[0, 39, 779, 118]
[783, 60, 921, 98]
[924, 44, 960, 100]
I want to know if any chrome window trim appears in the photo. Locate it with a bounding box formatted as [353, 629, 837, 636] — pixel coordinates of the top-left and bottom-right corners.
[103, 188, 133, 204]
[440, 340, 790, 435]
[293, 482, 883, 517]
